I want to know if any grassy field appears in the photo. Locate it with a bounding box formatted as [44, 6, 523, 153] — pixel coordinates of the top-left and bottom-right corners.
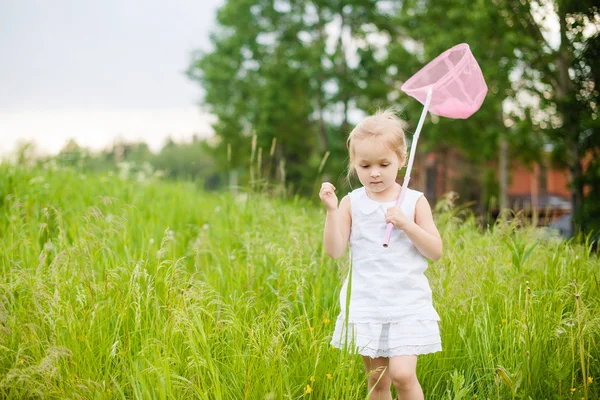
[1, 164, 598, 399]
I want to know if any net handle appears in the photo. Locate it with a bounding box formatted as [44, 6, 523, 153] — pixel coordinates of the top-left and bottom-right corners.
[383, 86, 432, 247]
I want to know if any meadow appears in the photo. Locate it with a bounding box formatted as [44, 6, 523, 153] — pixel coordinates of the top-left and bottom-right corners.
[0, 164, 598, 399]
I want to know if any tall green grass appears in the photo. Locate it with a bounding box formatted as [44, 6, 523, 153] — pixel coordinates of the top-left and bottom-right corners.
[0, 164, 598, 399]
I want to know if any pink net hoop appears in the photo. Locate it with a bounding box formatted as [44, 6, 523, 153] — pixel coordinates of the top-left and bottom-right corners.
[401, 43, 488, 119]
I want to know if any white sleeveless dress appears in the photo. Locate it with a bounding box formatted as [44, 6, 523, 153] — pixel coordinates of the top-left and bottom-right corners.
[330, 186, 442, 358]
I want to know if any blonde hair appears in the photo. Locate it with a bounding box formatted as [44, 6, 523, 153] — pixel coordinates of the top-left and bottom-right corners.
[346, 108, 408, 182]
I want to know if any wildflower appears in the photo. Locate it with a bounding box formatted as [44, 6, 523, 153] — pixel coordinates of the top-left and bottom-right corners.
[43, 241, 55, 252]
[310, 327, 314, 332]
[570, 388, 576, 393]
[473, 395, 478, 398]
[110, 340, 119, 358]
[324, 318, 330, 324]
[310, 376, 315, 382]
[502, 319, 507, 324]
[305, 384, 312, 393]
[326, 373, 332, 379]
[588, 376, 593, 384]
[331, 345, 335, 350]
[488, 353, 493, 358]
[18, 359, 24, 364]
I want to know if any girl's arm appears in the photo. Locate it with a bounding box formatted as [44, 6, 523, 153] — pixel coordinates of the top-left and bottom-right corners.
[389, 196, 443, 261]
[323, 195, 352, 259]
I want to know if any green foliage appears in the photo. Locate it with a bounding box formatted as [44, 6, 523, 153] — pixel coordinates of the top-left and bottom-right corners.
[395, 0, 546, 210]
[443, 369, 473, 400]
[187, 0, 408, 195]
[1, 165, 599, 398]
[152, 139, 217, 183]
[503, 234, 540, 272]
[17, 136, 222, 190]
[453, 0, 600, 234]
[189, 0, 599, 233]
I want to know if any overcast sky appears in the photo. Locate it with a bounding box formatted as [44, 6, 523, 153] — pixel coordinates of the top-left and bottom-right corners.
[0, 0, 224, 157]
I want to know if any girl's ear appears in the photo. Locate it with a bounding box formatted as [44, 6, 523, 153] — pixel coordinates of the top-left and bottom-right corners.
[398, 157, 406, 170]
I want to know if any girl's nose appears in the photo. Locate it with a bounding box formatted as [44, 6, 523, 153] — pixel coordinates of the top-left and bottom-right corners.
[370, 170, 380, 178]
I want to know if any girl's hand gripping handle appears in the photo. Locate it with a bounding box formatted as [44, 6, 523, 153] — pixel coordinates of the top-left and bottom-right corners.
[382, 177, 410, 247]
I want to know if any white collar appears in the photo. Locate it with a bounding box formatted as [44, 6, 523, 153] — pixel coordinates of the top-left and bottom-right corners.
[355, 187, 397, 214]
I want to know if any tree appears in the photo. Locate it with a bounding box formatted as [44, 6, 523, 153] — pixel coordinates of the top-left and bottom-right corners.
[493, 0, 599, 234]
[187, 0, 318, 193]
[392, 0, 599, 234]
[188, 0, 407, 194]
[390, 0, 539, 213]
[153, 139, 217, 184]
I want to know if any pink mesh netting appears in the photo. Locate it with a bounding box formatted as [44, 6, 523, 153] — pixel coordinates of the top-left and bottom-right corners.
[401, 43, 488, 119]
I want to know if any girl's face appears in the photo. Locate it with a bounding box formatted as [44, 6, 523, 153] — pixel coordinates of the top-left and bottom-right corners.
[352, 138, 401, 198]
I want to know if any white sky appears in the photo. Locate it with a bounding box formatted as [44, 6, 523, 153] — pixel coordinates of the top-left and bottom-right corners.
[0, 0, 570, 160]
[0, 0, 224, 157]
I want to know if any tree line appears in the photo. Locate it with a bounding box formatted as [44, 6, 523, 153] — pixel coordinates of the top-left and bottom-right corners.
[187, 0, 599, 235]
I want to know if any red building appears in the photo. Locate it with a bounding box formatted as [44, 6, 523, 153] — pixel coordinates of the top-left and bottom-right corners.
[408, 148, 591, 225]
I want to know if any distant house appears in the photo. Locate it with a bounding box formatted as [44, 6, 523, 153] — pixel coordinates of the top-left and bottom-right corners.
[504, 159, 572, 222]
[408, 148, 582, 225]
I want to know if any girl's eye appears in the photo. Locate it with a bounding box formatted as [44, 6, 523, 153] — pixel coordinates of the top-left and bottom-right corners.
[360, 165, 370, 169]
[381, 164, 390, 167]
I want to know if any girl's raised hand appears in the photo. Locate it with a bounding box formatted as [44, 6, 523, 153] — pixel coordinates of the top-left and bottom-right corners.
[319, 182, 338, 211]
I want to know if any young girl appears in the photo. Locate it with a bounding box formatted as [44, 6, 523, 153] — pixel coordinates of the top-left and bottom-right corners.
[319, 109, 442, 400]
